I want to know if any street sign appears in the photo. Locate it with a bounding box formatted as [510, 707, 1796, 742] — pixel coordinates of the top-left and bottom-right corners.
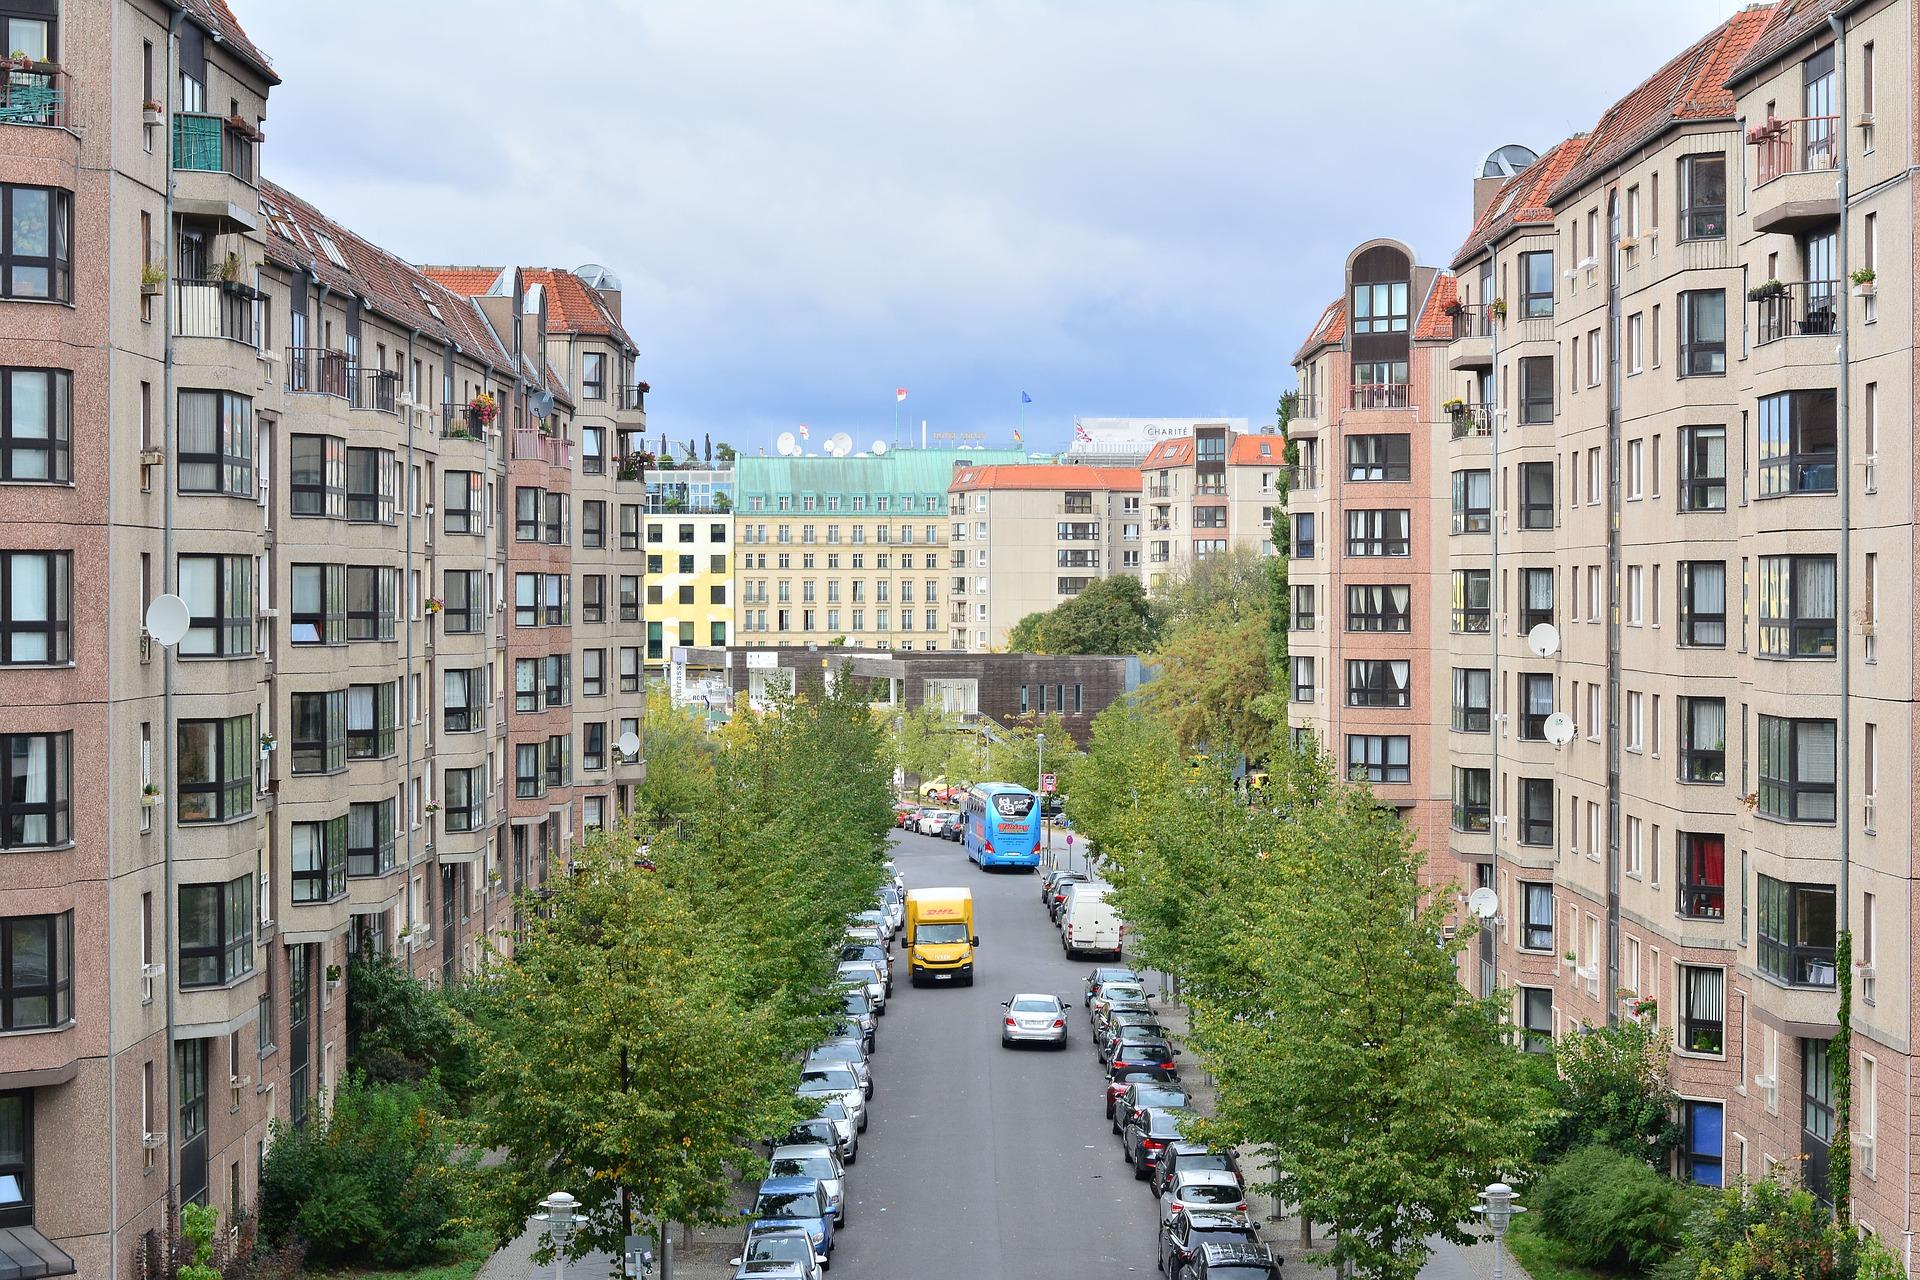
[1065, 833, 1074, 846]
[1040, 772, 1056, 794]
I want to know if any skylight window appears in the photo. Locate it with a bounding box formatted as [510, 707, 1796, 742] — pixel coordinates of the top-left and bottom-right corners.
[315, 232, 349, 272]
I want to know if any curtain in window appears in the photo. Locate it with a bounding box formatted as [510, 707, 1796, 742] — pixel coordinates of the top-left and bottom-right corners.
[1685, 966, 1724, 1026]
[1526, 571, 1553, 612]
[1796, 558, 1836, 620]
[10, 735, 47, 844]
[1688, 699, 1725, 750]
[1526, 677, 1554, 718]
[178, 391, 219, 491]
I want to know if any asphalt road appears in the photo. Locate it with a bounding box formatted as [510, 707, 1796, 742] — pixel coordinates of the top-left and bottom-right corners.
[826, 828, 1158, 1278]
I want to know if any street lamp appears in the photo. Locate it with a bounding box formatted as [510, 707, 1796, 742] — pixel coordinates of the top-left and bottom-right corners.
[534, 1190, 590, 1280]
[1473, 1181, 1524, 1280]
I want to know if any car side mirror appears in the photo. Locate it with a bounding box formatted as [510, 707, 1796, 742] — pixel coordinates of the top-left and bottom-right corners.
[728, 1260, 743, 1268]
[971, 935, 980, 945]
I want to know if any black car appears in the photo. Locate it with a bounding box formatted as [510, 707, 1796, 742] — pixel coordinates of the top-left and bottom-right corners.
[1110, 1038, 1178, 1074]
[771, 1117, 840, 1152]
[1095, 997, 1155, 1046]
[1106, 1061, 1179, 1118]
[1171, 1238, 1279, 1280]
[1098, 1010, 1168, 1054]
[1114, 1080, 1190, 1136]
[1105, 1022, 1178, 1068]
[1160, 1209, 1267, 1278]
[1152, 1140, 1245, 1197]
[1123, 1106, 1189, 1178]
[1048, 875, 1089, 922]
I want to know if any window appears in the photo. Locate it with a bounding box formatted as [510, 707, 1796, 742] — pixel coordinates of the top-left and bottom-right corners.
[1347, 434, 1410, 482]
[580, 501, 605, 550]
[290, 564, 343, 646]
[1451, 470, 1490, 533]
[1519, 251, 1553, 319]
[1757, 390, 1837, 495]
[177, 554, 253, 659]
[543, 492, 567, 545]
[0, 185, 71, 301]
[1292, 585, 1315, 631]
[1757, 875, 1836, 988]
[290, 691, 345, 775]
[1290, 656, 1315, 703]
[1291, 513, 1315, 559]
[178, 390, 253, 496]
[177, 716, 251, 823]
[620, 505, 640, 551]
[0, 912, 70, 1030]
[0, 733, 66, 849]
[1451, 668, 1490, 733]
[582, 352, 605, 400]
[1509, 777, 1552, 846]
[347, 799, 396, 877]
[1346, 584, 1410, 632]
[515, 487, 541, 541]
[443, 471, 481, 534]
[1518, 355, 1553, 424]
[515, 741, 547, 798]
[178, 876, 253, 988]
[1627, 312, 1644, 373]
[1680, 965, 1725, 1054]
[1757, 556, 1835, 657]
[1679, 832, 1725, 919]
[1684, 1102, 1724, 1187]
[1518, 463, 1553, 529]
[1679, 698, 1726, 783]
[442, 668, 483, 734]
[582, 721, 607, 772]
[619, 575, 639, 623]
[345, 565, 396, 642]
[1518, 988, 1553, 1053]
[1678, 291, 1725, 375]
[1676, 561, 1725, 648]
[581, 649, 605, 698]
[290, 817, 346, 904]
[1518, 673, 1553, 740]
[0, 551, 67, 664]
[1520, 883, 1553, 951]
[1346, 509, 1409, 557]
[1346, 659, 1409, 708]
[1346, 734, 1409, 784]
[1450, 569, 1490, 633]
[0, 367, 70, 482]
[290, 435, 345, 517]
[1451, 767, 1489, 832]
[545, 733, 571, 789]
[618, 647, 640, 693]
[444, 766, 486, 833]
[346, 682, 396, 759]
[1520, 568, 1553, 631]
[441, 570, 483, 634]
[1679, 154, 1726, 241]
[345, 447, 394, 524]
[1758, 715, 1836, 822]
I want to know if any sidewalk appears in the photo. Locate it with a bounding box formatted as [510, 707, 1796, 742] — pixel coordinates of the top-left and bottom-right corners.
[475, 1216, 741, 1280]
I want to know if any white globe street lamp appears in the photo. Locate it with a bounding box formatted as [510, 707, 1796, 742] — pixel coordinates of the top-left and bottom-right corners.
[1473, 1181, 1525, 1280]
[534, 1190, 590, 1280]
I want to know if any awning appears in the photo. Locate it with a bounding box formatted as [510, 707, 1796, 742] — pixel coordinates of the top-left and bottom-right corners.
[0, 1227, 77, 1279]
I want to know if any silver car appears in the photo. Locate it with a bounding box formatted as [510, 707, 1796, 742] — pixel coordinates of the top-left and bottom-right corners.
[808, 1042, 873, 1097]
[730, 1226, 824, 1280]
[837, 962, 886, 1014]
[1000, 993, 1069, 1049]
[799, 1064, 868, 1132]
[812, 1100, 857, 1163]
[769, 1143, 847, 1226]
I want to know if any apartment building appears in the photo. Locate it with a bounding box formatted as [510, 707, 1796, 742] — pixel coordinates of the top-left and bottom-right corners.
[0, 5, 647, 1274]
[945, 463, 1141, 651]
[1284, 246, 1457, 869]
[733, 448, 1022, 651]
[1290, 0, 1920, 1233]
[1139, 422, 1287, 590]
[640, 463, 735, 675]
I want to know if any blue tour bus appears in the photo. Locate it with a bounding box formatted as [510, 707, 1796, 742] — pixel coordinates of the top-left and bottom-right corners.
[964, 783, 1042, 871]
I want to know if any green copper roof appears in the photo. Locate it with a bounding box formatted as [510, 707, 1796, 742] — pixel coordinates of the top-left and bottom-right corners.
[735, 448, 1027, 501]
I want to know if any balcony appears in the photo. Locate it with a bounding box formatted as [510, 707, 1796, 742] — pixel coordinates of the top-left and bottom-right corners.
[172, 278, 255, 342]
[0, 62, 69, 128]
[1147, 483, 1170, 499]
[1348, 383, 1410, 412]
[511, 427, 572, 468]
[1748, 117, 1840, 233]
[1751, 280, 1839, 346]
[286, 346, 349, 397]
[350, 366, 400, 413]
[1285, 464, 1318, 491]
[171, 112, 259, 230]
[1290, 393, 1319, 421]
[1447, 304, 1493, 370]
[441, 402, 488, 441]
[615, 384, 647, 413]
[1447, 405, 1494, 440]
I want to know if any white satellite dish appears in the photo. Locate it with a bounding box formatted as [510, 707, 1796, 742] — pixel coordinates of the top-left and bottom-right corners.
[775, 431, 798, 457]
[1543, 712, 1577, 747]
[828, 431, 853, 457]
[144, 594, 191, 648]
[1467, 887, 1499, 920]
[1527, 623, 1561, 658]
[616, 731, 641, 761]
[872, 440, 888, 455]
[529, 390, 555, 420]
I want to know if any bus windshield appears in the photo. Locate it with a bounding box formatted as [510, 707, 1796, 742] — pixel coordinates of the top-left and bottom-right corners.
[915, 922, 969, 944]
[993, 793, 1036, 818]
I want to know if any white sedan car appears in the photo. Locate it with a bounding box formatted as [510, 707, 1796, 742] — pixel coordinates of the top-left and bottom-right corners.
[1000, 993, 1068, 1049]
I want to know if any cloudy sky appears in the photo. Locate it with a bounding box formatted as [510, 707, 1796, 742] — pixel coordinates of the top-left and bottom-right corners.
[244, 0, 1737, 456]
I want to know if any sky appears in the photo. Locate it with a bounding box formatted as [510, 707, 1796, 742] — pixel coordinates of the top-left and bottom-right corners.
[242, 0, 1739, 457]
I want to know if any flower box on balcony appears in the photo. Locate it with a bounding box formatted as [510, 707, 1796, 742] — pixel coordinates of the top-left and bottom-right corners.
[1442, 298, 1466, 317]
[142, 100, 163, 126]
[1745, 116, 1787, 145]
[1747, 280, 1788, 302]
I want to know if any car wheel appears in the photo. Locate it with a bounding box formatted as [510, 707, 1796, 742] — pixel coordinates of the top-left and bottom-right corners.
[838, 1207, 847, 1228]
[857, 1116, 867, 1133]
[1122, 1142, 1133, 1163]
[1134, 1159, 1149, 1181]
[1001, 1035, 1011, 1047]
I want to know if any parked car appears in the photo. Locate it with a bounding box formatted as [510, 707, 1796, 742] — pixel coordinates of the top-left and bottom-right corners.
[747, 1176, 834, 1266]
[999, 993, 1068, 1049]
[943, 813, 964, 842]
[798, 1065, 868, 1132]
[1123, 1106, 1190, 1179]
[806, 1043, 872, 1097]
[852, 909, 891, 945]
[840, 943, 893, 993]
[878, 886, 904, 935]
[768, 1143, 847, 1226]
[1105, 1062, 1180, 1119]
[1047, 874, 1090, 923]
[882, 860, 904, 895]
[1109, 1037, 1178, 1075]
[838, 990, 876, 1050]
[1113, 1080, 1190, 1136]
[1093, 997, 1155, 1045]
[1159, 1209, 1272, 1280]
[1152, 1141, 1244, 1198]
[1096, 1009, 1167, 1054]
[773, 1117, 841, 1155]
[812, 1099, 858, 1163]
[1089, 981, 1147, 1020]
[1103, 1022, 1177, 1068]
[1161, 1169, 1249, 1223]
[837, 961, 886, 1014]
[1084, 965, 1139, 1000]
[1041, 868, 1076, 906]
[916, 809, 955, 837]
[894, 803, 920, 829]
[730, 1224, 824, 1280]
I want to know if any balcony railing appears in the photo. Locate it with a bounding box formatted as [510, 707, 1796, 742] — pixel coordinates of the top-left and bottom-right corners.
[1751, 115, 1839, 186]
[1679, 881, 1725, 920]
[1285, 464, 1318, 491]
[615, 384, 647, 411]
[1147, 483, 1170, 499]
[350, 366, 400, 413]
[286, 346, 349, 397]
[1448, 405, 1494, 439]
[172, 279, 253, 341]
[1751, 280, 1840, 345]
[1349, 383, 1410, 411]
[441, 402, 488, 440]
[511, 427, 572, 468]
[1290, 393, 1319, 420]
[0, 65, 69, 128]
[1449, 303, 1493, 339]
[171, 112, 257, 183]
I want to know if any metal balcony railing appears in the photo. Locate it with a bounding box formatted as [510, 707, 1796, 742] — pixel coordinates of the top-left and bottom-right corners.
[1751, 280, 1840, 345]
[1285, 464, 1318, 491]
[1349, 383, 1410, 411]
[172, 112, 257, 182]
[441, 402, 488, 440]
[511, 428, 572, 468]
[350, 366, 400, 413]
[0, 65, 68, 128]
[615, 384, 647, 411]
[172, 279, 252, 341]
[1448, 406, 1494, 439]
[286, 346, 349, 397]
[1290, 393, 1319, 420]
[1449, 303, 1493, 339]
[1751, 115, 1839, 185]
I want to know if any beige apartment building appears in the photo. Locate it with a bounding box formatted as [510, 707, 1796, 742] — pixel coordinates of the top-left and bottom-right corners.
[1290, 0, 1920, 1235]
[944, 463, 1141, 650]
[0, 4, 646, 1274]
[1140, 422, 1286, 591]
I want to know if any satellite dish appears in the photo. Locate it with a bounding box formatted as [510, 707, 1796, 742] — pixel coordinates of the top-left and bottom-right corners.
[1543, 712, 1577, 747]
[1467, 887, 1499, 920]
[1527, 623, 1561, 658]
[573, 263, 622, 291]
[776, 431, 798, 457]
[616, 730, 641, 760]
[1480, 143, 1540, 178]
[872, 440, 888, 455]
[829, 431, 853, 458]
[144, 594, 191, 648]
[529, 390, 555, 420]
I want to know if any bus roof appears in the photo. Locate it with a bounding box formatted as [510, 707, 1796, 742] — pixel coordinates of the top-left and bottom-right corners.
[971, 782, 1036, 795]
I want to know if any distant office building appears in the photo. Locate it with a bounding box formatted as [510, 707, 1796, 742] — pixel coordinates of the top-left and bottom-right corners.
[1066, 416, 1249, 466]
[641, 465, 735, 672]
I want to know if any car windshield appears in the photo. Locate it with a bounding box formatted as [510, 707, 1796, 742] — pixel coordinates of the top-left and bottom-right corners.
[1102, 985, 1145, 1002]
[840, 993, 869, 1014]
[1010, 998, 1057, 1013]
[1182, 1153, 1233, 1172]
[839, 966, 879, 983]
[1118, 1024, 1169, 1041]
[817, 1101, 849, 1121]
[993, 793, 1036, 817]
[812, 1044, 859, 1064]
[747, 1235, 814, 1266]
[755, 1191, 821, 1218]
[785, 1124, 833, 1146]
[1149, 1112, 1188, 1137]
[801, 1068, 858, 1090]
[1137, 1087, 1188, 1108]
[771, 1156, 835, 1180]
[1181, 1183, 1242, 1204]
[915, 922, 969, 944]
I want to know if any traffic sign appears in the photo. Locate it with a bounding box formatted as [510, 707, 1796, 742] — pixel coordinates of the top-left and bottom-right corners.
[1040, 772, 1056, 794]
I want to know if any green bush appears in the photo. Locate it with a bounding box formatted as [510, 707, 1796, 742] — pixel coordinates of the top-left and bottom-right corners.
[1533, 1145, 1697, 1271]
[258, 1074, 472, 1269]
[1657, 1174, 1907, 1280]
[1539, 1019, 1683, 1167]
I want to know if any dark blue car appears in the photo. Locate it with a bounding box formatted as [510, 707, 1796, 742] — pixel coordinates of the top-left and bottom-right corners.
[748, 1175, 834, 1264]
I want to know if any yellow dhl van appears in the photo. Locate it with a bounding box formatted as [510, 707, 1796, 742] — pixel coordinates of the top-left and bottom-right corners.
[904, 887, 976, 987]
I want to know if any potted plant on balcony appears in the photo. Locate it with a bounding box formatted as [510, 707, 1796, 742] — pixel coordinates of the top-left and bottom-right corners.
[424, 597, 443, 616]
[1747, 279, 1788, 302]
[1851, 266, 1877, 297]
[142, 782, 162, 809]
[6, 50, 55, 75]
[1442, 397, 1473, 431]
[467, 391, 498, 431]
[1489, 297, 1508, 321]
[258, 730, 276, 754]
[617, 453, 646, 482]
[713, 491, 732, 512]
[217, 251, 241, 284]
[1745, 115, 1787, 145]
[424, 803, 440, 817]
[1442, 296, 1466, 317]
[142, 98, 163, 126]
[140, 262, 165, 297]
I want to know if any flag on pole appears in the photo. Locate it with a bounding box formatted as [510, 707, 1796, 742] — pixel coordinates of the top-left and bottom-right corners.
[1021, 391, 1032, 403]
[895, 388, 908, 403]
[797, 424, 810, 439]
[1012, 429, 1023, 444]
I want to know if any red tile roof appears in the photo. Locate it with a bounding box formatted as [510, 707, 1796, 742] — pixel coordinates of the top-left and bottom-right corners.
[1291, 299, 1346, 365]
[1725, 0, 1838, 88]
[1413, 274, 1458, 340]
[183, 0, 279, 84]
[1450, 135, 1585, 265]
[522, 268, 636, 346]
[1142, 438, 1195, 468]
[948, 464, 1141, 492]
[419, 267, 504, 298]
[1228, 435, 1287, 465]
[1547, 6, 1772, 204]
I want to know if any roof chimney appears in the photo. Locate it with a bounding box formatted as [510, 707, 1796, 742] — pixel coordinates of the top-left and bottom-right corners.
[1471, 174, 1508, 223]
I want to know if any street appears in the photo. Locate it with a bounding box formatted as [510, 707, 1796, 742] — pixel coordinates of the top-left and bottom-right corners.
[826, 827, 1159, 1278]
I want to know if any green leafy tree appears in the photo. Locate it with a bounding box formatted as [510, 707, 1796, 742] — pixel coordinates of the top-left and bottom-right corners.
[1538, 1017, 1682, 1166]
[1267, 393, 1297, 680]
[1150, 546, 1272, 634]
[893, 703, 980, 786]
[636, 689, 719, 830]
[1139, 603, 1278, 762]
[343, 951, 480, 1107]
[1005, 574, 1158, 654]
[1658, 1174, 1905, 1280]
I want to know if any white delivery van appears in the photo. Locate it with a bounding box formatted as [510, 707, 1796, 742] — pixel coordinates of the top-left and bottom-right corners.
[1062, 887, 1123, 959]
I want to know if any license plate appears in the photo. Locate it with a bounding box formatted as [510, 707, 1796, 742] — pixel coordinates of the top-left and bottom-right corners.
[933, 972, 954, 981]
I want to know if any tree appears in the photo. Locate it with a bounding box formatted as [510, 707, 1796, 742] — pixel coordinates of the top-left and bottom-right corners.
[893, 703, 979, 786]
[1150, 546, 1272, 634]
[1005, 574, 1158, 654]
[1139, 603, 1278, 762]
[1538, 1017, 1681, 1167]
[1266, 393, 1297, 681]
[635, 689, 718, 831]
[344, 951, 468, 1097]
